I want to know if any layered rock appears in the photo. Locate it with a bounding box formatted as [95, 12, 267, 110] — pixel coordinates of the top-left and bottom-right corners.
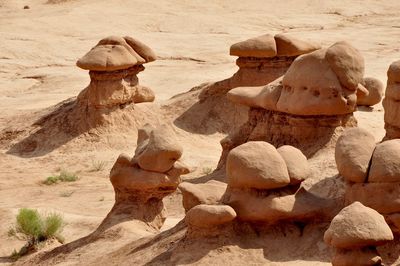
[324, 202, 393, 266]
[383, 60, 400, 139]
[199, 33, 320, 101]
[103, 124, 188, 231]
[335, 128, 400, 233]
[76, 36, 156, 110]
[218, 41, 363, 164]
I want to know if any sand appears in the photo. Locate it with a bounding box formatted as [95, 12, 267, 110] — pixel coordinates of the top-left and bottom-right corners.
[0, 0, 399, 265]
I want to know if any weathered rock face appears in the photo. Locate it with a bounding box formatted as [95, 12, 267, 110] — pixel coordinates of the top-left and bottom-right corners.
[336, 129, 400, 233]
[383, 60, 400, 139]
[324, 202, 393, 266]
[218, 108, 356, 167]
[199, 33, 320, 101]
[76, 36, 156, 110]
[105, 125, 188, 230]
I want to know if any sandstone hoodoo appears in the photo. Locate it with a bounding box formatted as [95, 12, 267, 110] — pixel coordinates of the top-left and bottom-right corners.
[76, 36, 156, 109]
[219, 41, 364, 163]
[103, 124, 188, 231]
[383, 60, 400, 139]
[335, 128, 400, 233]
[222, 141, 337, 223]
[199, 33, 320, 101]
[324, 202, 393, 266]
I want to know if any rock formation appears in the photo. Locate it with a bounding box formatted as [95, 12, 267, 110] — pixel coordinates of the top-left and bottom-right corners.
[383, 60, 400, 139]
[199, 33, 320, 101]
[222, 141, 337, 223]
[76, 36, 156, 109]
[218, 41, 364, 164]
[324, 202, 393, 266]
[6, 36, 159, 155]
[335, 128, 400, 233]
[105, 124, 189, 231]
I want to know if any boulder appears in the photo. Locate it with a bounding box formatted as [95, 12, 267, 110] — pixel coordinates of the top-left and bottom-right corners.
[369, 139, 400, 183]
[179, 180, 227, 211]
[274, 34, 321, 56]
[324, 202, 393, 249]
[335, 128, 376, 183]
[357, 77, 384, 106]
[387, 59, 400, 83]
[226, 141, 290, 189]
[136, 125, 183, 173]
[325, 41, 365, 90]
[185, 204, 236, 228]
[277, 145, 310, 185]
[123, 36, 157, 63]
[230, 34, 277, 58]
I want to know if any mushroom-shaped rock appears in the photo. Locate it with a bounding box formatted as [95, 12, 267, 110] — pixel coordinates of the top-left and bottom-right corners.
[185, 204, 236, 229]
[369, 139, 400, 183]
[274, 33, 321, 57]
[230, 34, 277, 58]
[324, 202, 393, 249]
[179, 180, 227, 212]
[278, 45, 360, 115]
[335, 128, 376, 183]
[135, 125, 183, 173]
[357, 77, 384, 106]
[110, 157, 180, 197]
[325, 41, 365, 91]
[77, 36, 145, 71]
[226, 141, 290, 189]
[383, 60, 400, 139]
[277, 145, 310, 185]
[76, 35, 156, 110]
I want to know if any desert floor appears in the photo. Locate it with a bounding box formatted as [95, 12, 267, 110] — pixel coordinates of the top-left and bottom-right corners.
[1, 0, 400, 265]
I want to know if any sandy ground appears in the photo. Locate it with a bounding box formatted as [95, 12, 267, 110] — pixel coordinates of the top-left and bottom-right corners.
[1, 0, 400, 264]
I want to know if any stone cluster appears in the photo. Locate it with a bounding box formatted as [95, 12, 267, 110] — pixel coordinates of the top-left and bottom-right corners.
[335, 127, 400, 233]
[324, 202, 393, 266]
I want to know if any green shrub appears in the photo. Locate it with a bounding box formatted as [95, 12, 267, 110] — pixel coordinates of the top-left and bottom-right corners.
[9, 208, 65, 260]
[43, 170, 78, 185]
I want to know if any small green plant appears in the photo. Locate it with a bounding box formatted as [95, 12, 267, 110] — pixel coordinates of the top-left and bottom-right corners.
[8, 208, 65, 260]
[201, 167, 213, 175]
[89, 160, 106, 172]
[43, 170, 78, 185]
